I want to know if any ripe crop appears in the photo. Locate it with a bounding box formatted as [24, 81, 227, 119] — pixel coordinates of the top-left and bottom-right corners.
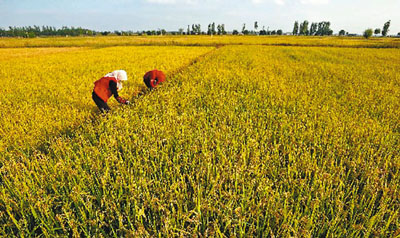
[0, 46, 212, 155]
[1, 35, 400, 48]
[0, 38, 399, 237]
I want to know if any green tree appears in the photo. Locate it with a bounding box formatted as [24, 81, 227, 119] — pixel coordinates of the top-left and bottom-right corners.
[277, 29, 283, 35]
[316, 21, 332, 36]
[339, 29, 346, 36]
[374, 28, 381, 35]
[299, 20, 309, 35]
[259, 26, 266, 35]
[254, 21, 258, 34]
[212, 22, 216, 35]
[191, 24, 195, 35]
[217, 24, 222, 35]
[292, 21, 299, 35]
[363, 28, 373, 39]
[27, 32, 36, 38]
[221, 24, 226, 35]
[309, 22, 317, 35]
[382, 20, 391, 36]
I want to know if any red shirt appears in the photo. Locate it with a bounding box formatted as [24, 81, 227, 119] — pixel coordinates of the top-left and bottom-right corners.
[93, 77, 118, 102]
[143, 70, 166, 88]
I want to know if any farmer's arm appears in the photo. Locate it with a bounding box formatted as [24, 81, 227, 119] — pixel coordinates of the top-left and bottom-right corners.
[109, 80, 129, 104]
[109, 80, 120, 99]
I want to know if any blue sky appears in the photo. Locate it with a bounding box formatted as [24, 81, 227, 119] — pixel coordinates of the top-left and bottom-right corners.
[1, 0, 399, 34]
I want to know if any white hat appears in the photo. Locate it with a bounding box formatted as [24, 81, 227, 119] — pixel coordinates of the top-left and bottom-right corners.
[105, 70, 128, 81]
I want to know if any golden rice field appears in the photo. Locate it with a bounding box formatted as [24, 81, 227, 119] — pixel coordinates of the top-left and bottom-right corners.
[0, 36, 399, 237]
[1, 35, 400, 48]
[0, 46, 212, 155]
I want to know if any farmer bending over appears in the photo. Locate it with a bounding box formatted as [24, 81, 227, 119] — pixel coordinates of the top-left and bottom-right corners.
[92, 70, 130, 113]
[143, 69, 166, 89]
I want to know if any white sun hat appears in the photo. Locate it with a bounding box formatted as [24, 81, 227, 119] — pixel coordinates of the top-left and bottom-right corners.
[105, 70, 128, 81]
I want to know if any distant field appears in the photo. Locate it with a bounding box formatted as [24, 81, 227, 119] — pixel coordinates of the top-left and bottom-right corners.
[0, 35, 400, 48]
[0, 37, 399, 237]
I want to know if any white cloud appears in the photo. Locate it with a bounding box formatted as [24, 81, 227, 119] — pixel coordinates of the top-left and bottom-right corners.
[145, 0, 200, 4]
[249, 0, 285, 5]
[300, 0, 329, 5]
[146, 0, 176, 4]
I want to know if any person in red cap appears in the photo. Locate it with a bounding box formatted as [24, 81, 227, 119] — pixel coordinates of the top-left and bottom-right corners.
[92, 70, 130, 113]
[143, 69, 166, 89]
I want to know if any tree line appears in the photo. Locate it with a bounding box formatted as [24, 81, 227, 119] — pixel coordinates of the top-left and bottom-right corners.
[0, 26, 99, 38]
[0, 25, 145, 37]
[292, 21, 333, 36]
[177, 23, 227, 35]
[177, 22, 283, 36]
[363, 20, 392, 38]
[1, 21, 398, 38]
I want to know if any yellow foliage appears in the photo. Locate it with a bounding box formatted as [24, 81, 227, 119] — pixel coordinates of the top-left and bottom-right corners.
[0, 37, 399, 236]
[0, 35, 399, 48]
[0, 46, 212, 153]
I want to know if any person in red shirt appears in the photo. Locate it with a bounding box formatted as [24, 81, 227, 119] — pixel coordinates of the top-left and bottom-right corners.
[92, 70, 130, 113]
[143, 69, 166, 89]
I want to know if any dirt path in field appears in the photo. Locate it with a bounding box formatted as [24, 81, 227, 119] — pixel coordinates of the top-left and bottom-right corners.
[129, 45, 223, 99]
